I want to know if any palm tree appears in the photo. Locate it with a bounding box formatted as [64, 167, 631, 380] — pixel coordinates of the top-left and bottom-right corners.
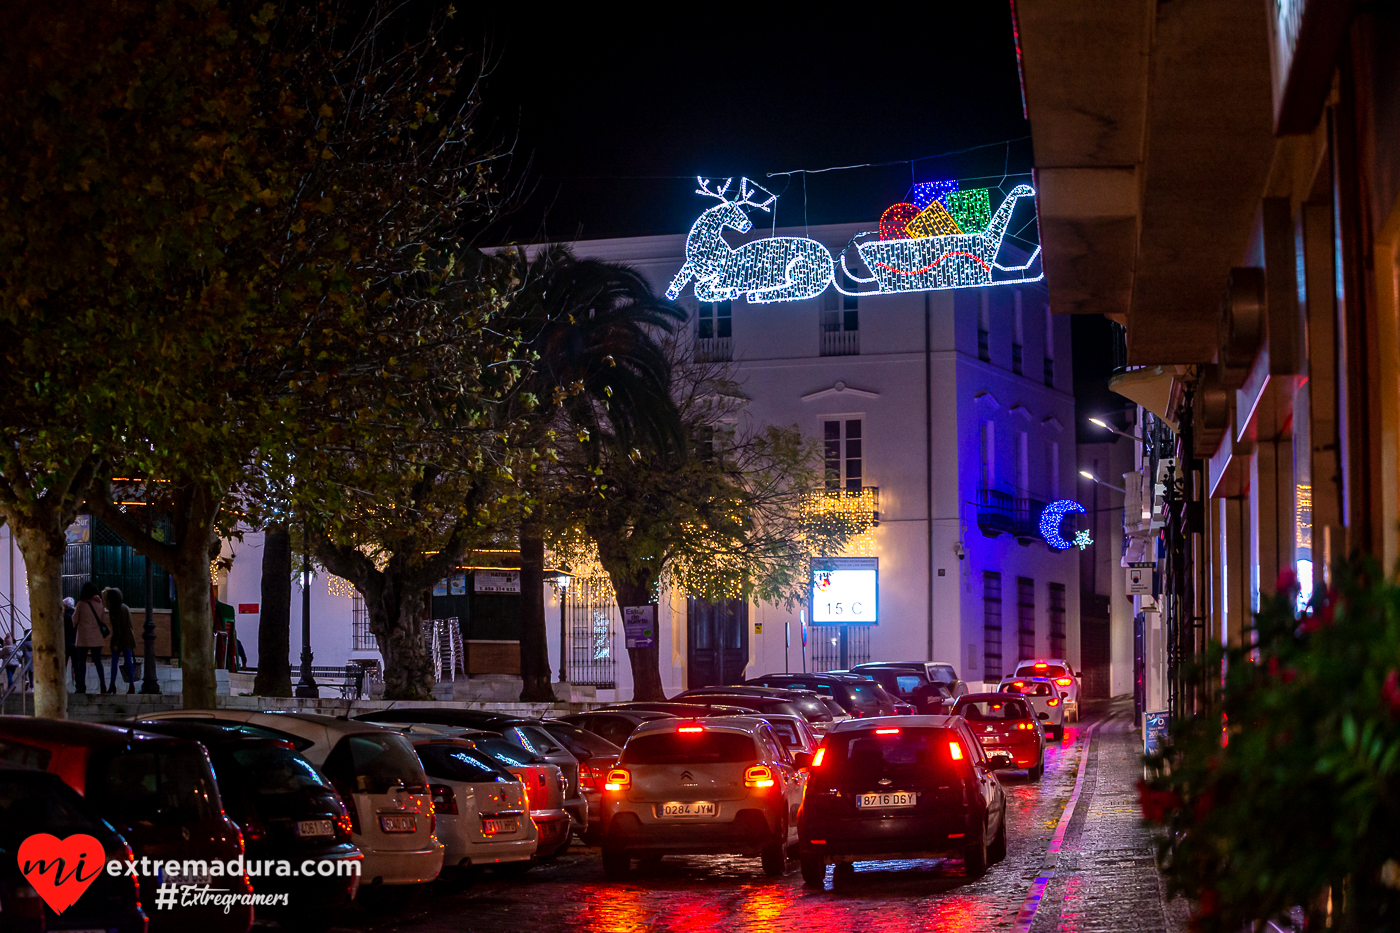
[507, 246, 683, 702]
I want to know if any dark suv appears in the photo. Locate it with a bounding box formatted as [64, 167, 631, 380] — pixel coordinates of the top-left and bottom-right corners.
[745, 673, 901, 718]
[797, 715, 1012, 887]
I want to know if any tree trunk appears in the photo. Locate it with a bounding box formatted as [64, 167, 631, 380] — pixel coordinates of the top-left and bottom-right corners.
[14, 527, 67, 719]
[171, 550, 217, 709]
[612, 576, 666, 701]
[253, 523, 292, 696]
[518, 517, 556, 702]
[375, 584, 434, 701]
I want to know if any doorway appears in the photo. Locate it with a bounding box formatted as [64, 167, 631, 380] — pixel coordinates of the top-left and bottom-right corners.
[687, 598, 748, 688]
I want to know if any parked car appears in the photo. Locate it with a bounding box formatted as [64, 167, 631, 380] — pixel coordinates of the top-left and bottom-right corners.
[124, 720, 361, 927]
[353, 710, 588, 835]
[997, 677, 1066, 740]
[600, 717, 809, 879]
[131, 711, 444, 893]
[797, 715, 1012, 887]
[849, 661, 965, 713]
[716, 711, 819, 758]
[411, 739, 536, 876]
[0, 768, 147, 933]
[0, 717, 254, 933]
[744, 673, 901, 718]
[951, 693, 1046, 779]
[675, 686, 838, 733]
[594, 701, 753, 718]
[557, 709, 675, 747]
[1011, 659, 1082, 721]
[382, 725, 572, 861]
[537, 721, 623, 844]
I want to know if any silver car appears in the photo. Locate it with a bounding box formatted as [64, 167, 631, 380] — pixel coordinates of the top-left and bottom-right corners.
[600, 717, 809, 879]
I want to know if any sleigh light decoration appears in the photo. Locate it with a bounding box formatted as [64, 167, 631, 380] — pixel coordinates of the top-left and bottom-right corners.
[666, 177, 1043, 305]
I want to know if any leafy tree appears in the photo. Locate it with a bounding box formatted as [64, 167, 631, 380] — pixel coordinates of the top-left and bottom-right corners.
[503, 246, 683, 702]
[550, 334, 861, 700]
[1142, 563, 1400, 932]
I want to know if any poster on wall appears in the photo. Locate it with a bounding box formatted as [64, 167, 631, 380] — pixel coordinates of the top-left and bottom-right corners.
[622, 605, 656, 649]
[810, 557, 878, 624]
[474, 571, 519, 594]
[432, 578, 448, 597]
[450, 572, 468, 595]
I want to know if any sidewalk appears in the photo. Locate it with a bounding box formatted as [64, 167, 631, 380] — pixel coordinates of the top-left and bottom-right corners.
[1029, 698, 1191, 933]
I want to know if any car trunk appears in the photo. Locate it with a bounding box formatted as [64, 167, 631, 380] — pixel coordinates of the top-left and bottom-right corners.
[625, 761, 753, 804]
[809, 728, 969, 834]
[458, 779, 531, 844]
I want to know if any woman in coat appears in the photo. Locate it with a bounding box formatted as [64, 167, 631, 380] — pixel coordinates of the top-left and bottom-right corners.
[103, 587, 136, 694]
[71, 581, 107, 694]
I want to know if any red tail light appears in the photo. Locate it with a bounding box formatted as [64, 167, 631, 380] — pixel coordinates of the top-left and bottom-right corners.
[430, 784, 457, 815]
[605, 768, 631, 792]
[240, 815, 267, 842]
[812, 747, 826, 767]
[874, 728, 900, 735]
[1048, 698, 1060, 706]
[744, 765, 775, 789]
[1055, 677, 1073, 686]
[579, 764, 601, 789]
[332, 783, 361, 835]
[949, 741, 965, 761]
[678, 725, 704, 734]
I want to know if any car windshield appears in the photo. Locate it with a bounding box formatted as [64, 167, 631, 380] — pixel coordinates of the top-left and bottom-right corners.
[819, 729, 963, 781]
[228, 745, 334, 795]
[1019, 664, 1068, 678]
[468, 738, 546, 767]
[95, 746, 221, 825]
[321, 733, 428, 794]
[417, 744, 513, 783]
[955, 698, 1033, 721]
[622, 731, 758, 765]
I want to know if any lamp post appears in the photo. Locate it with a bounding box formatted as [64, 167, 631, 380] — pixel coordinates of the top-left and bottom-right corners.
[294, 521, 319, 698]
[552, 571, 572, 684]
[139, 553, 160, 694]
[1078, 469, 1128, 494]
[1087, 416, 1144, 442]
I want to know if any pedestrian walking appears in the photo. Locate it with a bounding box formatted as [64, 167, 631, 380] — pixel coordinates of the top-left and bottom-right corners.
[71, 582, 107, 694]
[1, 634, 15, 689]
[62, 596, 76, 681]
[103, 587, 136, 694]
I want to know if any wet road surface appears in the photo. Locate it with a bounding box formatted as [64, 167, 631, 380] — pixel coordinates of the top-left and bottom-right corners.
[332, 701, 1188, 933]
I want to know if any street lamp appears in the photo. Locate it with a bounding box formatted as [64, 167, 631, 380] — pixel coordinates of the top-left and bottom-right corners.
[1087, 416, 1144, 442]
[547, 570, 574, 684]
[294, 519, 319, 698]
[1079, 469, 1127, 494]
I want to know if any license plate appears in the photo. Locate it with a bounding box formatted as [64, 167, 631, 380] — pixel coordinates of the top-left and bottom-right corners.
[379, 814, 417, 833]
[296, 819, 335, 838]
[658, 801, 718, 818]
[856, 791, 917, 809]
[482, 818, 519, 835]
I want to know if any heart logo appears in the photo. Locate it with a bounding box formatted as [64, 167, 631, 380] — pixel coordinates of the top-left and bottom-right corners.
[17, 833, 105, 914]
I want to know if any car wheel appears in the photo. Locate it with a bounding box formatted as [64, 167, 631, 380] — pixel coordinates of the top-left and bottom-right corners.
[1028, 761, 1044, 780]
[989, 817, 1007, 864]
[800, 850, 826, 887]
[602, 847, 630, 880]
[832, 862, 856, 889]
[761, 818, 789, 877]
[963, 837, 988, 878]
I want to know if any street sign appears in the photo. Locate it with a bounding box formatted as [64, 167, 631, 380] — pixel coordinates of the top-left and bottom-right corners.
[622, 605, 656, 649]
[1144, 711, 1169, 755]
[238, 603, 259, 615]
[1127, 565, 1154, 596]
[473, 571, 518, 594]
[810, 557, 878, 624]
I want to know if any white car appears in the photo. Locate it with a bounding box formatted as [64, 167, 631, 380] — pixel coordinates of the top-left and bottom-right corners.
[996, 676, 1066, 740]
[412, 738, 537, 874]
[1012, 659, 1081, 721]
[131, 710, 445, 891]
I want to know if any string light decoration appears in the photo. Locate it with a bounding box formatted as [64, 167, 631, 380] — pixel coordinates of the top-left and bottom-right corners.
[1073, 529, 1094, 550]
[326, 575, 356, 598]
[905, 200, 962, 239]
[879, 203, 920, 240]
[666, 177, 834, 304]
[800, 488, 879, 557]
[840, 185, 1042, 295]
[942, 188, 992, 233]
[909, 179, 959, 210]
[1039, 498, 1088, 550]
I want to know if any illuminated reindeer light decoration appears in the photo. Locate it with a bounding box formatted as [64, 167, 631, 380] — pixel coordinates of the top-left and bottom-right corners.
[666, 177, 834, 304]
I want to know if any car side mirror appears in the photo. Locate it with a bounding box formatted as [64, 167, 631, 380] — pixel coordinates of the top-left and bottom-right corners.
[1060, 691, 1069, 698]
[1037, 712, 1050, 721]
[793, 751, 814, 770]
[1075, 671, 1082, 679]
[985, 751, 1016, 771]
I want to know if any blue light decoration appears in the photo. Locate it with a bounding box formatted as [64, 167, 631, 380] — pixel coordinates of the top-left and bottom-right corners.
[1039, 499, 1089, 550]
[664, 177, 1044, 306]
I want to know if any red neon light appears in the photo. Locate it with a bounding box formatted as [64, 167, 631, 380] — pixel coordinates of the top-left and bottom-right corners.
[875, 250, 992, 277]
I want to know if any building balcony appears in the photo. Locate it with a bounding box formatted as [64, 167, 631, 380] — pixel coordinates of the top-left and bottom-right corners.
[976, 489, 1048, 542]
[820, 328, 859, 356]
[694, 336, 732, 362]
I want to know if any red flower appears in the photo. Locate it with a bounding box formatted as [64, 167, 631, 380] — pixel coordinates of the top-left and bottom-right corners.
[1382, 669, 1400, 717]
[1137, 779, 1181, 824]
[1276, 568, 1298, 593]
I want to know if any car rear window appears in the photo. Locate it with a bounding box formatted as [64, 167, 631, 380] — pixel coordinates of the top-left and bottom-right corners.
[0, 775, 101, 840]
[1002, 682, 1054, 697]
[623, 731, 758, 765]
[839, 683, 885, 711]
[228, 745, 334, 795]
[767, 720, 805, 750]
[955, 698, 1033, 721]
[930, 664, 958, 683]
[95, 746, 221, 824]
[468, 738, 546, 767]
[542, 723, 622, 758]
[321, 733, 428, 794]
[785, 695, 833, 722]
[1018, 664, 1067, 678]
[417, 744, 512, 783]
[819, 729, 964, 781]
[0, 738, 52, 770]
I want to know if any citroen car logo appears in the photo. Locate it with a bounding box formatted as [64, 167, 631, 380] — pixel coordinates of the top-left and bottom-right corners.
[680, 770, 694, 782]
